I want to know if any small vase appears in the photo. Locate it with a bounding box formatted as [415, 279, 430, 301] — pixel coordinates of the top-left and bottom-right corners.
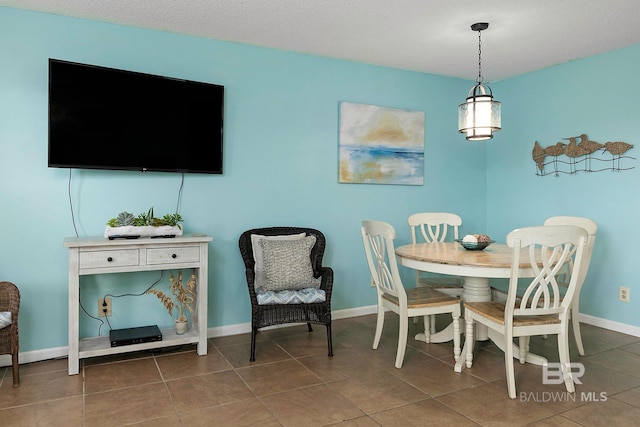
[175, 319, 188, 335]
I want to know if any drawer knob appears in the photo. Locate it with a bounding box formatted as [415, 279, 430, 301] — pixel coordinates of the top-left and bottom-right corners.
[107, 257, 113, 262]
[172, 254, 177, 259]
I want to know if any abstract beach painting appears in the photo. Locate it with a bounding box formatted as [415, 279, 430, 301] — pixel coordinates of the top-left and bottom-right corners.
[339, 102, 424, 185]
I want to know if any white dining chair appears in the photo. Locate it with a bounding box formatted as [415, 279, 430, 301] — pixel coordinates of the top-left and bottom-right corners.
[543, 216, 597, 355]
[463, 225, 588, 398]
[491, 216, 597, 356]
[408, 212, 463, 331]
[361, 220, 461, 368]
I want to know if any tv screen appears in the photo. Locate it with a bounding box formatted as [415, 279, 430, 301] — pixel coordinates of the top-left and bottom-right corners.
[48, 59, 224, 174]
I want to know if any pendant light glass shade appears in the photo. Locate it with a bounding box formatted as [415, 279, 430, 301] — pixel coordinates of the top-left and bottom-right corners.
[458, 83, 501, 141]
[458, 22, 501, 141]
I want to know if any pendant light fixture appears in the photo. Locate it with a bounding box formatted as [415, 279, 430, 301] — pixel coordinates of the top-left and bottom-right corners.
[458, 22, 501, 141]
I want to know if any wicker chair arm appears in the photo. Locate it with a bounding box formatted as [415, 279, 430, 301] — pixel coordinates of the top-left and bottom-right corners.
[243, 268, 259, 303]
[318, 266, 334, 293]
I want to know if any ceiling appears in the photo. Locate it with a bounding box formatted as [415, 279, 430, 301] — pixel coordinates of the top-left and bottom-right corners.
[5, 0, 640, 81]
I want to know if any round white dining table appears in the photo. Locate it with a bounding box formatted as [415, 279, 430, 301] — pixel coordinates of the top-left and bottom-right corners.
[395, 241, 546, 370]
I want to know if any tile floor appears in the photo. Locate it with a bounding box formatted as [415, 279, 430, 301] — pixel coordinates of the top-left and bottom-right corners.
[1, 313, 640, 426]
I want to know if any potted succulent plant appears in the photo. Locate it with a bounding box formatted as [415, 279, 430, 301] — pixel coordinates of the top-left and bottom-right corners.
[105, 207, 183, 239]
[146, 271, 196, 334]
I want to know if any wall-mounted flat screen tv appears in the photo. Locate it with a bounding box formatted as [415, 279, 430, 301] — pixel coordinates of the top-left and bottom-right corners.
[48, 59, 224, 174]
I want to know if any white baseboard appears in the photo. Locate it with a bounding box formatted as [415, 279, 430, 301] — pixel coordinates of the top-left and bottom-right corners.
[3, 306, 633, 367]
[578, 313, 640, 337]
[0, 345, 68, 367]
[332, 304, 378, 320]
[204, 305, 378, 338]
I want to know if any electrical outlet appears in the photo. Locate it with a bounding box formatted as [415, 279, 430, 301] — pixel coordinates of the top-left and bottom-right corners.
[98, 297, 112, 316]
[619, 287, 630, 303]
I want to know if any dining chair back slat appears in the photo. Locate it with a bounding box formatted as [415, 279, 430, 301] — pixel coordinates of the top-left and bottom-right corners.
[409, 212, 461, 244]
[542, 216, 597, 355]
[407, 212, 464, 333]
[506, 226, 586, 318]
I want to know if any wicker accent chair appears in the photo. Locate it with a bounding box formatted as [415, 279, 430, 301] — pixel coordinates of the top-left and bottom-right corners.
[239, 227, 334, 362]
[0, 281, 20, 387]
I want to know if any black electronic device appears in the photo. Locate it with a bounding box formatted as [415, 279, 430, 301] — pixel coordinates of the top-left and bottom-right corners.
[48, 59, 224, 174]
[109, 325, 162, 347]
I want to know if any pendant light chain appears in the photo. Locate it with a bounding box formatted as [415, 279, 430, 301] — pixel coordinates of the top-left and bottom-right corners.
[476, 29, 483, 84]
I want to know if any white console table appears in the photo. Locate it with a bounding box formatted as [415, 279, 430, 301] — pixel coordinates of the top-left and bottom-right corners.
[63, 234, 212, 375]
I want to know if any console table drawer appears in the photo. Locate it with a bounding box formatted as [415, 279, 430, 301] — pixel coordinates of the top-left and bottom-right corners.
[146, 246, 200, 265]
[79, 249, 140, 269]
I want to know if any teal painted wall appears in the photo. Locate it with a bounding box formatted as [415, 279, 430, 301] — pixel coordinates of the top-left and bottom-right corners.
[4, 6, 638, 357]
[489, 45, 640, 326]
[0, 8, 487, 353]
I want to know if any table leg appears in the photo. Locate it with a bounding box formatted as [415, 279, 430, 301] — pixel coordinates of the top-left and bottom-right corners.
[68, 249, 80, 375]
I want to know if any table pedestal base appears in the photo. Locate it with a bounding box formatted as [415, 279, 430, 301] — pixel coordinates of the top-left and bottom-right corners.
[414, 318, 459, 343]
[414, 276, 491, 343]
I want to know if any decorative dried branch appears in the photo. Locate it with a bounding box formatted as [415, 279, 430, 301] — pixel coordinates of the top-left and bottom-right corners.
[146, 271, 196, 322]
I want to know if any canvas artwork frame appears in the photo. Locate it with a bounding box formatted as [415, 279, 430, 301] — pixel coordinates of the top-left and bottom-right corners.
[339, 102, 425, 185]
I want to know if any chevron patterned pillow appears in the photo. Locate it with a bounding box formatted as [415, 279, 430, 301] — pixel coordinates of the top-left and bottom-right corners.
[0, 312, 11, 329]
